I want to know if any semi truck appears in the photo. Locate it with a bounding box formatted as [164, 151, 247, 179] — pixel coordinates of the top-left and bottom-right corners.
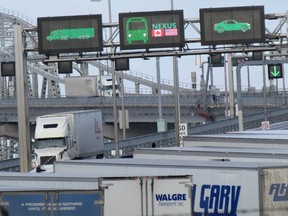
[32, 110, 104, 173]
[46, 27, 95, 41]
[65, 75, 120, 97]
[0, 173, 193, 216]
[54, 158, 288, 216]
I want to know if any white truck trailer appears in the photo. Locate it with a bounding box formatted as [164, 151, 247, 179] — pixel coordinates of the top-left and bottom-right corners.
[65, 75, 120, 97]
[32, 110, 104, 172]
[54, 158, 288, 216]
[0, 172, 193, 216]
[133, 146, 288, 163]
[100, 175, 193, 216]
[183, 130, 288, 149]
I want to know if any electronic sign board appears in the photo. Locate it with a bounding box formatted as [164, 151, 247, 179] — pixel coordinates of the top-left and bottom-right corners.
[38, 15, 103, 54]
[115, 58, 130, 71]
[267, 63, 283, 79]
[200, 6, 265, 45]
[1, 61, 15, 76]
[119, 10, 184, 50]
[252, 51, 263, 60]
[58, 61, 73, 74]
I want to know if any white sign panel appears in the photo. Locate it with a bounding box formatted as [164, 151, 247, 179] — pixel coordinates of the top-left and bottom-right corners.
[261, 121, 270, 130]
[179, 123, 188, 137]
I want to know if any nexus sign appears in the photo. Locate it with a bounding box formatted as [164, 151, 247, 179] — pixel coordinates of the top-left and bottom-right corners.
[37, 15, 103, 54]
[119, 10, 185, 50]
[200, 6, 265, 46]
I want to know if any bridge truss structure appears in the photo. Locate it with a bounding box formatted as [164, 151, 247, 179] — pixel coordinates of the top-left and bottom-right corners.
[0, 8, 287, 160]
[0, 8, 287, 99]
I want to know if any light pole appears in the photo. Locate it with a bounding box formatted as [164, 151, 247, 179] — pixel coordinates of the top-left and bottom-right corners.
[170, 0, 174, 9]
[169, 0, 181, 147]
[14, 24, 31, 172]
[91, 0, 119, 157]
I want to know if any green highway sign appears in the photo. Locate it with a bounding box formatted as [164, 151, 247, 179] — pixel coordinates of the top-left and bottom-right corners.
[200, 6, 265, 46]
[119, 10, 185, 50]
[267, 63, 283, 79]
[214, 20, 251, 33]
[38, 15, 103, 54]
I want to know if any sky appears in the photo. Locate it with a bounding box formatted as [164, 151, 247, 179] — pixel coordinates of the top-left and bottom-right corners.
[0, 0, 287, 92]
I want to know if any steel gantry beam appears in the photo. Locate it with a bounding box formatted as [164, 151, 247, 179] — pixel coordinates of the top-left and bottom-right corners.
[0, 9, 286, 99]
[0, 10, 283, 99]
[236, 59, 288, 131]
[0, 9, 288, 163]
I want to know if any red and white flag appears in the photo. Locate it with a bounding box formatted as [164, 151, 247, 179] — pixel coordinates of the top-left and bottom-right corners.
[165, 28, 178, 36]
[151, 29, 164, 37]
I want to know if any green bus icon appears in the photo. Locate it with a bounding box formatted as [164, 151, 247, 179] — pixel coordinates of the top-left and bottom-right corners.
[126, 17, 148, 44]
[46, 27, 95, 41]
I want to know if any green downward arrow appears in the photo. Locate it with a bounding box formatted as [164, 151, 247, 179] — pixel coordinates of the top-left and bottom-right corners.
[271, 66, 280, 77]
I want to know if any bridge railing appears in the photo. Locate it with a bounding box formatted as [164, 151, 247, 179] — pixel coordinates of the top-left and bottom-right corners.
[0, 7, 35, 25]
[124, 69, 193, 90]
[104, 107, 288, 157]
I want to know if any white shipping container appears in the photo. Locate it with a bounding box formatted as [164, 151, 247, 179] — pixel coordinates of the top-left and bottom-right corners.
[0, 172, 193, 216]
[261, 167, 288, 216]
[183, 131, 288, 149]
[65, 76, 99, 97]
[55, 159, 288, 216]
[133, 146, 288, 163]
[0, 172, 100, 190]
[101, 175, 193, 216]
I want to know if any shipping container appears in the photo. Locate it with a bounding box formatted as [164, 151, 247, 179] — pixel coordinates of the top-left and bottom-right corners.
[183, 130, 288, 149]
[0, 190, 103, 216]
[65, 75, 120, 97]
[55, 158, 288, 216]
[0, 172, 193, 216]
[0, 172, 102, 216]
[133, 146, 288, 163]
[100, 175, 193, 216]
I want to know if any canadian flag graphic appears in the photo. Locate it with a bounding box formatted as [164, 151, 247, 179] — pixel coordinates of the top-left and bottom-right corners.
[151, 29, 164, 37]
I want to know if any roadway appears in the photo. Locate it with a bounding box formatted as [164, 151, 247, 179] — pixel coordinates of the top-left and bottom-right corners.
[0, 91, 286, 139]
[3, 108, 288, 171]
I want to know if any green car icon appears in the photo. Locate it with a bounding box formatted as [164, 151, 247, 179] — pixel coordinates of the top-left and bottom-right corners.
[214, 20, 251, 33]
[126, 17, 148, 44]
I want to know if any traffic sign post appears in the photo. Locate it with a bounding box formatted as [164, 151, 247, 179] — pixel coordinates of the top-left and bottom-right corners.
[267, 63, 283, 79]
[179, 123, 188, 136]
[261, 121, 270, 130]
[119, 10, 185, 50]
[179, 123, 188, 146]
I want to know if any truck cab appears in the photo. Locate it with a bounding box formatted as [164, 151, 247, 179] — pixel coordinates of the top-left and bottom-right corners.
[32, 116, 71, 172]
[31, 110, 104, 173]
[99, 75, 120, 97]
